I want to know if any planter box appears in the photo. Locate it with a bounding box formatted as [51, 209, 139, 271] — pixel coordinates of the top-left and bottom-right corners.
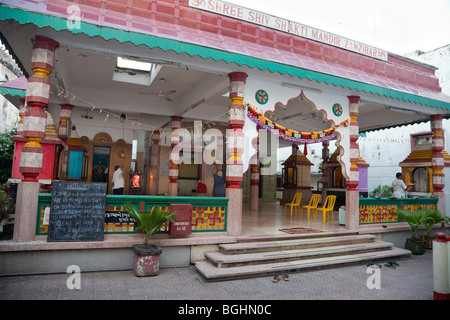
[132, 244, 162, 277]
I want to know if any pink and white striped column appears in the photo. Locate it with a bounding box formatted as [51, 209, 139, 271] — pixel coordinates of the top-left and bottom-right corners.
[58, 103, 73, 141]
[169, 116, 182, 196]
[19, 36, 59, 182]
[14, 36, 59, 243]
[430, 114, 446, 215]
[148, 130, 160, 195]
[226, 72, 248, 236]
[226, 72, 247, 189]
[345, 95, 360, 230]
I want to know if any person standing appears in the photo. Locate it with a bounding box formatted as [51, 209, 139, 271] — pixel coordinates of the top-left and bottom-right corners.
[112, 165, 124, 195]
[212, 165, 225, 197]
[390, 172, 412, 198]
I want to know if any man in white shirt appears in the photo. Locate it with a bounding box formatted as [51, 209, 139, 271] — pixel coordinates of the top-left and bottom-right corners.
[112, 165, 124, 194]
[391, 172, 410, 198]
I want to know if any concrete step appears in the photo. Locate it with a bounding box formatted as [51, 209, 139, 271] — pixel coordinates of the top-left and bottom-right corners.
[206, 240, 394, 267]
[194, 247, 412, 281]
[235, 230, 359, 243]
[219, 234, 377, 254]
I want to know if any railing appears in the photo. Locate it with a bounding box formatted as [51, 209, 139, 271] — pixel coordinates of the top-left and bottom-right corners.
[359, 197, 438, 225]
[36, 194, 228, 236]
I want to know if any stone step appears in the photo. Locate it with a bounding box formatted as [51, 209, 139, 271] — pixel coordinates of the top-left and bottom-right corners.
[194, 247, 412, 281]
[206, 240, 394, 267]
[235, 230, 359, 243]
[219, 234, 377, 254]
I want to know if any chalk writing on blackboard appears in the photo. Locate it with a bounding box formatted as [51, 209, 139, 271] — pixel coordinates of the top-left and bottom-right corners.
[48, 182, 107, 242]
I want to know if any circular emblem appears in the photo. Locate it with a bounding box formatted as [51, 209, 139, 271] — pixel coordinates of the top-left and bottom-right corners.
[332, 103, 343, 117]
[255, 89, 269, 105]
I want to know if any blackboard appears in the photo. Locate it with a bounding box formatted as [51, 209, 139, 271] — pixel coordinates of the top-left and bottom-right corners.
[48, 182, 107, 242]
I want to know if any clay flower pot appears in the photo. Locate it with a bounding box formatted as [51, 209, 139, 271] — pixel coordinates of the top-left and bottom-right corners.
[133, 244, 163, 277]
[124, 204, 175, 277]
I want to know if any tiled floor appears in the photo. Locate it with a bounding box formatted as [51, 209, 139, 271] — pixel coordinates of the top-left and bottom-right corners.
[241, 201, 347, 237]
[0, 201, 438, 301]
[0, 251, 434, 300]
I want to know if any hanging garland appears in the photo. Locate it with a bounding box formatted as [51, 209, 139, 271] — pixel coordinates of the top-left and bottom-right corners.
[246, 103, 348, 144]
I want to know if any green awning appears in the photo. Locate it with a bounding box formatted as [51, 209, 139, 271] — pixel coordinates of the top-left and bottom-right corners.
[1, 4, 450, 111]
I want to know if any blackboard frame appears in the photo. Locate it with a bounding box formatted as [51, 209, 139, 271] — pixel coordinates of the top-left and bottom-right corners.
[48, 182, 107, 242]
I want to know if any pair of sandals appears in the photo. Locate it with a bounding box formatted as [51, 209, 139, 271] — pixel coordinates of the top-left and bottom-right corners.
[384, 260, 399, 269]
[272, 274, 290, 282]
[367, 261, 399, 269]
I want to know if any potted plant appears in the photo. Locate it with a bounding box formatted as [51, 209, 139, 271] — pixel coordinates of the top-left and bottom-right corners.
[124, 203, 176, 277]
[421, 208, 449, 249]
[396, 208, 427, 255]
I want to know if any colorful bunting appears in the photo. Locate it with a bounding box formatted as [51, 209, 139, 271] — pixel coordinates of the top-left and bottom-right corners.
[246, 103, 348, 144]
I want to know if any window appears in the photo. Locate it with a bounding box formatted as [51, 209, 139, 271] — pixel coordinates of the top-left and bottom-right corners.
[116, 57, 152, 72]
[112, 57, 161, 86]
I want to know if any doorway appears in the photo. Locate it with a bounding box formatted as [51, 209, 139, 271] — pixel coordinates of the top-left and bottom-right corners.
[92, 146, 111, 186]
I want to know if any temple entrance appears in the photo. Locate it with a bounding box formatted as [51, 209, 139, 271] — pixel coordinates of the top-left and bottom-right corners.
[92, 146, 110, 184]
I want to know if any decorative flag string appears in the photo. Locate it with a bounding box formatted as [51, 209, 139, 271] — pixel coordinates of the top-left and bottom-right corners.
[246, 103, 348, 144]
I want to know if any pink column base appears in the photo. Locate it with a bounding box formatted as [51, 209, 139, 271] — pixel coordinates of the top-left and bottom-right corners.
[345, 189, 360, 230]
[250, 185, 259, 211]
[13, 182, 40, 242]
[168, 182, 178, 196]
[226, 188, 242, 236]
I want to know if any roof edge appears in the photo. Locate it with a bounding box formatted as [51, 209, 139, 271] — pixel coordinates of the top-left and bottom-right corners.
[1, 4, 450, 111]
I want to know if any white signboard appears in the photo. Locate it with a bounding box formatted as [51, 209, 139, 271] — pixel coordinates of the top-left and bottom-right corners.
[189, 0, 388, 61]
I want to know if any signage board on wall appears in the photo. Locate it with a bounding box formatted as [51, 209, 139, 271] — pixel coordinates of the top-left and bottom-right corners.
[189, 0, 388, 61]
[48, 182, 107, 242]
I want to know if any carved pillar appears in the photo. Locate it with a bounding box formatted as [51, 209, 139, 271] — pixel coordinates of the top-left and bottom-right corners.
[169, 116, 182, 196]
[14, 36, 59, 242]
[226, 72, 248, 236]
[58, 103, 73, 141]
[321, 140, 330, 203]
[148, 130, 160, 195]
[250, 163, 260, 211]
[430, 114, 446, 215]
[345, 95, 360, 230]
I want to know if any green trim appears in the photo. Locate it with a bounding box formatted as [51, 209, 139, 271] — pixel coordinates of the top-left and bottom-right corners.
[360, 115, 450, 133]
[36, 193, 228, 235]
[2, 5, 450, 110]
[0, 87, 26, 97]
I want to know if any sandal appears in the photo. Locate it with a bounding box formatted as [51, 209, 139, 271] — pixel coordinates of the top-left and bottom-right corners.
[283, 274, 290, 281]
[367, 262, 382, 268]
[384, 261, 399, 269]
[384, 262, 396, 269]
[272, 275, 280, 283]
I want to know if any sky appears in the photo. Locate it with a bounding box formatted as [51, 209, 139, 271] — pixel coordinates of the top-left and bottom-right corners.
[226, 0, 450, 55]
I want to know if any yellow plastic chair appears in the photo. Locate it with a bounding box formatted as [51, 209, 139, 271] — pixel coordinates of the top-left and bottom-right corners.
[316, 195, 337, 223]
[300, 194, 320, 221]
[284, 192, 303, 217]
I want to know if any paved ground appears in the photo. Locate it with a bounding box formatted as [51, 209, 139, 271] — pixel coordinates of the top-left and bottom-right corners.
[0, 250, 434, 302]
